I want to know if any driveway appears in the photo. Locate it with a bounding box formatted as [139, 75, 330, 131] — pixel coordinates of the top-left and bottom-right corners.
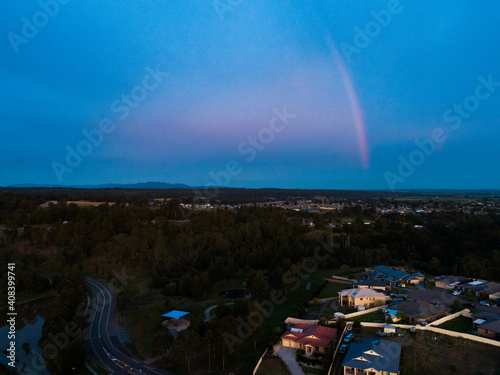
[276, 346, 305, 375]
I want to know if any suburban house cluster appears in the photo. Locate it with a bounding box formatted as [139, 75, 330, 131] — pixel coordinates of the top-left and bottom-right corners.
[433, 274, 500, 339]
[273, 265, 500, 375]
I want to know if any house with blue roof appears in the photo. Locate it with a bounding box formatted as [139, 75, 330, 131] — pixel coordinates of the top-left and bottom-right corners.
[374, 265, 408, 280]
[342, 338, 401, 375]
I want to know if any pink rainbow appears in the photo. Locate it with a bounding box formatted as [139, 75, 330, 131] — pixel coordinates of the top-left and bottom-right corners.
[328, 40, 370, 169]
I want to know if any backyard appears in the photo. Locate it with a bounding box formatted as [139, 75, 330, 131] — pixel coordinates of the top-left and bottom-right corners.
[318, 281, 350, 299]
[255, 357, 289, 375]
[436, 316, 475, 334]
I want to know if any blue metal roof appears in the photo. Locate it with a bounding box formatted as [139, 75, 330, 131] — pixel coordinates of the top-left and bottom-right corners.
[162, 310, 189, 319]
[342, 338, 401, 373]
[375, 265, 408, 280]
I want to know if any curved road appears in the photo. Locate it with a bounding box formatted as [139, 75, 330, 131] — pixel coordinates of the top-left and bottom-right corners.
[86, 277, 171, 375]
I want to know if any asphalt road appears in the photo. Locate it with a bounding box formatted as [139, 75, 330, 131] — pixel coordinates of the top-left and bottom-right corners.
[86, 277, 171, 375]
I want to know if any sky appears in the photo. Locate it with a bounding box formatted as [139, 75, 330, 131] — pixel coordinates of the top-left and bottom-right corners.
[1, 0, 500, 190]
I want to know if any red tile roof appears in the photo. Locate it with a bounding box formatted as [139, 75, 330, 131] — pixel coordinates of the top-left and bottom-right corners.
[281, 324, 338, 348]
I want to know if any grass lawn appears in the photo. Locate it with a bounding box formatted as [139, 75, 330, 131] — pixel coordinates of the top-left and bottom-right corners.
[436, 316, 474, 334]
[318, 282, 348, 299]
[255, 358, 289, 375]
[349, 310, 386, 323]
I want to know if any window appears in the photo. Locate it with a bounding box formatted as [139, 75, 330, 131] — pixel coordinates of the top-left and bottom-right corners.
[315, 346, 319, 352]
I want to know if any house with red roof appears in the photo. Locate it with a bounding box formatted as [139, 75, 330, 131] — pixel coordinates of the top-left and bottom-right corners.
[280, 324, 338, 356]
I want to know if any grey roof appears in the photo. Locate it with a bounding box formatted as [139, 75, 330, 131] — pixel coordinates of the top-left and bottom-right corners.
[472, 311, 500, 323]
[396, 300, 450, 320]
[354, 279, 386, 288]
[402, 272, 425, 281]
[434, 275, 467, 285]
[482, 282, 500, 295]
[368, 270, 398, 283]
[375, 265, 408, 280]
[342, 338, 401, 373]
[479, 319, 500, 334]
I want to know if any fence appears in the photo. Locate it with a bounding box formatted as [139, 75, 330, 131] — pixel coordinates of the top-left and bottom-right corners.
[428, 309, 470, 326]
[357, 321, 500, 348]
[252, 347, 269, 375]
[284, 317, 319, 325]
[325, 276, 354, 284]
[342, 305, 388, 319]
[309, 296, 337, 305]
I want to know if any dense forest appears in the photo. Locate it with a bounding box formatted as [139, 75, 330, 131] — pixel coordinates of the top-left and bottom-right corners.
[1, 190, 500, 373]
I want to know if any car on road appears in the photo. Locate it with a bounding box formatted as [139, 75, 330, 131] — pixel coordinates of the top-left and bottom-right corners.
[339, 344, 348, 354]
[480, 301, 490, 306]
[343, 333, 354, 343]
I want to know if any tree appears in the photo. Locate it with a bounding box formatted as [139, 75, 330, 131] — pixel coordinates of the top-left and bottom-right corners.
[451, 299, 462, 312]
[340, 264, 350, 274]
[58, 337, 86, 374]
[116, 292, 130, 315]
[203, 329, 214, 372]
[313, 297, 319, 311]
[173, 330, 201, 372]
[152, 330, 174, 357]
[215, 316, 238, 371]
[396, 311, 407, 323]
[352, 320, 362, 333]
[40, 257, 61, 287]
[270, 326, 283, 345]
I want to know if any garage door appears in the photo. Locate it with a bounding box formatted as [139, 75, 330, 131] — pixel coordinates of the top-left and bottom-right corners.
[282, 339, 292, 347]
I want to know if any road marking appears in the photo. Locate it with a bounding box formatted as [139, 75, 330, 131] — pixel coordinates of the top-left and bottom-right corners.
[87, 278, 161, 375]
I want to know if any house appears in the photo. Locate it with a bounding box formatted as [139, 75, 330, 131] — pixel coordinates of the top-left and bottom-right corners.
[477, 319, 500, 340]
[402, 272, 425, 285]
[352, 279, 387, 292]
[338, 288, 388, 309]
[342, 338, 401, 375]
[433, 275, 468, 289]
[374, 265, 408, 280]
[367, 270, 399, 287]
[472, 311, 500, 329]
[457, 280, 497, 297]
[280, 324, 337, 356]
[367, 265, 408, 287]
[476, 281, 500, 300]
[394, 300, 450, 324]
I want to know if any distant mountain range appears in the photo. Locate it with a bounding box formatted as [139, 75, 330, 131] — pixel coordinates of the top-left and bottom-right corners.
[9, 182, 195, 189]
[5, 183, 500, 195]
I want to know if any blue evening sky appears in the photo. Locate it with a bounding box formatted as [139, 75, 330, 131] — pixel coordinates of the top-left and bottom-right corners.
[1, 1, 499, 190]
